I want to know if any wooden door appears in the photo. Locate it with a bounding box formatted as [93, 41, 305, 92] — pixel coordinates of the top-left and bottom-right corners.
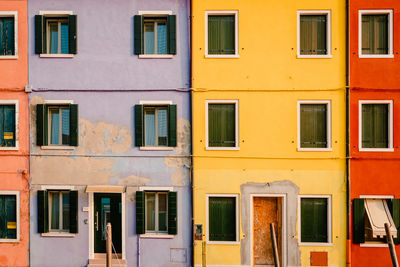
[253, 197, 282, 267]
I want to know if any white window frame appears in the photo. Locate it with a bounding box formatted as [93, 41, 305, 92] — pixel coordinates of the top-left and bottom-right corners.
[358, 9, 394, 58]
[298, 195, 332, 246]
[206, 194, 240, 245]
[0, 11, 18, 59]
[205, 11, 239, 58]
[0, 191, 20, 242]
[46, 18, 68, 54]
[358, 100, 393, 152]
[0, 100, 19, 151]
[205, 100, 239, 151]
[297, 100, 332, 151]
[48, 191, 70, 233]
[297, 10, 332, 59]
[144, 191, 168, 234]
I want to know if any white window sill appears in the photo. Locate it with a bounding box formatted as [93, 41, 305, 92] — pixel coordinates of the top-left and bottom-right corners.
[41, 232, 76, 238]
[140, 146, 174, 151]
[0, 55, 18, 59]
[41, 146, 76, 150]
[205, 54, 239, 59]
[297, 55, 332, 59]
[360, 243, 388, 248]
[299, 242, 333, 246]
[140, 234, 174, 239]
[206, 146, 240, 151]
[0, 147, 19, 151]
[138, 54, 173, 59]
[297, 148, 332, 152]
[39, 54, 75, 58]
[359, 54, 394, 59]
[359, 148, 394, 152]
[0, 238, 19, 243]
[206, 241, 240, 245]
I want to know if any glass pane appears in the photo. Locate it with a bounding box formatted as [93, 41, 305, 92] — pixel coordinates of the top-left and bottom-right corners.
[301, 198, 328, 242]
[362, 15, 388, 55]
[0, 105, 16, 147]
[144, 22, 155, 54]
[362, 104, 388, 148]
[49, 22, 59, 54]
[300, 15, 327, 55]
[157, 108, 168, 146]
[60, 22, 69, 54]
[208, 15, 235, 55]
[158, 194, 167, 232]
[145, 109, 156, 146]
[0, 195, 17, 239]
[157, 22, 167, 54]
[50, 108, 60, 145]
[62, 192, 70, 231]
[101, 198, 111, 240]
[146, 193, 155, 231]
[50, 193, 60, 230]
[61, 108, 70, 145]
[208, 104, 235, 147]
[300, 104, 327, 148]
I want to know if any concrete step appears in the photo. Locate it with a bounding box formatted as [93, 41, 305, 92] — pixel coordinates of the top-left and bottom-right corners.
[88, 258, 126, 267]
[87, 265, 126, 267]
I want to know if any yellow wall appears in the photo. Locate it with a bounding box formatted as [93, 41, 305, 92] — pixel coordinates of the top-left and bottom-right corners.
[192, 0, 346, 266]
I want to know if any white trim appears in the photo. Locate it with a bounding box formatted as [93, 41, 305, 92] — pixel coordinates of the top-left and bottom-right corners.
[205, 100, 239, 150]
[205, 11, 239, 58]
[0, 191, 20, 243]
[250, 194, 287, 267]
[44, 100, 74, 104]
[139, 234, 174, 239]
[39, 10, 74, 15]
[41, 185, 75, 190]
[297, 10, 332, 58]
[358, 100, 393, 152]
[39, 54, 75, 58]
[41, 232, 76, 237]
[40, 146, 75, 150]
[139, 186, 173, 191]
[139, 146, 174, 151]
[297, 100, 332, 151]
[0, 11, 18, 59]
[138, 54, 173, 59]
[206, 194, 240, 245]
[360, 243, 389, 248]
[360, 195, 394, 199]
[85, 185, 125, 193]
[358, 10, 394, 58]
[138, 10, 173, 15]
[139, 100, 173, 105]
[298, 195, 332, 246]
[0, 100, 19, 151]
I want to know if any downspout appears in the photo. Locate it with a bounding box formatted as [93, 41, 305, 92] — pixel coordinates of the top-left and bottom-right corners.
[189, 0, 194, 266]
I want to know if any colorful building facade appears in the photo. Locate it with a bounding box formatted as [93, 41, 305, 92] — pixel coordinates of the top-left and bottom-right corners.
[28, 0, 191, 266]
[192, 0, 347, 266]
[0, 0, 29, 266]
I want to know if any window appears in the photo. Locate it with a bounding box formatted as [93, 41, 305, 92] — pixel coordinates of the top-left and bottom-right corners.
[0, 192, 19, 241]
[206, 100, 239, 150]
[298, 101, 331, 151]
[0, 101, 18, 149]
[0, 12, 17, 57]
[36, 103, 79, 147]
[136, 190, 177, 235]
[37, 190, 78, 234]
[359, 100, 393, 151]
[299, 196, 331, 244]
[353, 197, 399, 245]
[207, 195, 238, 242]
[297, 11, 331, 58]
[205, 11, 238, 57]
[359, 10, 393, 58]
[35, 12, 77, 56]
[134, 103, 177, 148]
[134, 13, 176, 57]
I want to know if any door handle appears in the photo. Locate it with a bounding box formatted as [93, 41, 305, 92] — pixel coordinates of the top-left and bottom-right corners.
[96, 211, 99, 231]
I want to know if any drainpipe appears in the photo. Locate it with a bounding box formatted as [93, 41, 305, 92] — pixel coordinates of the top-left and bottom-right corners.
[189, 0, 194, 266]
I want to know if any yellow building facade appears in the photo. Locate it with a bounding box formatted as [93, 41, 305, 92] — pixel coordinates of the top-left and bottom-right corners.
[192, 0, 347, 266]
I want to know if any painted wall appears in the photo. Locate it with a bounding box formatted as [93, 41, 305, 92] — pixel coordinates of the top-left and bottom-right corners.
[192, 0, 346, 266]
[0, 0, 29, 266]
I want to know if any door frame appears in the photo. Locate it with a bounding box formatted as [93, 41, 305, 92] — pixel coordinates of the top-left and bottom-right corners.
[250, 194, 287, 267]
[88, 191, 126, 260]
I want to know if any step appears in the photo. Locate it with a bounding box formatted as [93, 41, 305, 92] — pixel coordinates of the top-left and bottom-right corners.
[88, 257, 126, 267]
[87, 264, 126, 267]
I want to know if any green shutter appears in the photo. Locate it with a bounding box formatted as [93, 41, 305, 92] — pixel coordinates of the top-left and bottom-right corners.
[135, 105, 143, 147]
[68, 15, 77, 54]
[69, 104, 79, 146]
[208, 15, 235, 55]
[136, 191, 145, 234]
[35, 15, 44, 54]
[209, 197, 236, 241]
[167, 15, 176, 55]
[69, 190, 79, 233]
[168, 105, 177, 147]
[208, 104, 235, 147]
[391, 199, 400, 245]
[134, 15, 143, 55]
[353, 198, 365, 244]
[36, 104, 46, 146]
[37, 190, 49, 233]
[168, 191, 177, 235]
[300, 104, 327, 148]
[362, 104, 388, 148]
[301, 198, 328, 242]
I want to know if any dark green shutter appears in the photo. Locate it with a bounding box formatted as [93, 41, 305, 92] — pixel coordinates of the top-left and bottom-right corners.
[68, 15, 77, 54]
[134, 15, 143, 55]
[36, 104, 47, 146]
[209, 197, 236, 241]
[167, 15, 176, 55]
[37, 190, 49, 233]
[35, 15, 44, 54]
[135, 105, 143, 147]
[208, 104, 235, 147]
[391, 199, 400, 245]
[301, 198, 327, 242]
[300, 104, 327, 148]
[168, 191, 177, 235]
[168, 105, 177, 147]
[136, 191, 145, 234]
[69, 190, 79, 233]
[353, 198, 365, 244]
[69, 104, 79, 146]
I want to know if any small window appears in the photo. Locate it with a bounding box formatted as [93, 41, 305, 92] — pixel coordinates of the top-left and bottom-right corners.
[208, 196, 237, 242]
[46, 18, 69, 54]
[300, 196, 331, 244]
[298, 101, 331, 150]
[205, 11, 238, 57]
[48, 191, 70, 232]
[0, 13, 16, 56]
[207, 101, 238, 149]
[0, 194, 18, 240]
[0, 104, 16, 148]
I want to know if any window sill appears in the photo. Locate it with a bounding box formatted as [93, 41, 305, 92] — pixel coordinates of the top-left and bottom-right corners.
[39, 54, 75, 58]
[299, 242, 333, 246]
[0, 147, 19, 151]
[359, 54, 394, 59]
[297, 148, 332, 152]
[206, 241, 240, 245]
[0, 238, 19, 243]
[360, 243, 388, 248]
[41, 232, 76, 238]
[206, 147, 240, 151]
[205, 54, 239, 59]
[0, 55, 18, 60]
[138, 54, 173, 59]
[359, 148, 394, 152]
[140, 234, 174, 239]
[139, 146, 174, 151]
[41, 146, 76, 150]
[297, 55, 332, 59]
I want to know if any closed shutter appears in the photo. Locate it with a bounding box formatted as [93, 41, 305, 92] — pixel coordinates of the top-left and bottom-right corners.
[135, 105, 144, 147]
[391, 199, 400, 245]
[168, 191, 177, 235]
[35, 15, 44, 54]
[69, 190, 79, 233]
[362, 104, 388, 148]
[301, 198, 328, 242]
[353, 198, 365, 244]
[38, 190, 49, 233]
[300, 15, 327, 55]
[134, 15, 143, 55]
[1, 18, 15, 55]
[167, 15, 176, 55]
[136, 191, 145, 234]
[208, 104, 235, 147]
[376, 15, 388, 54]
[36, 104, 48, 146]
[209, 197, 236, 241]
[208, 15, 235, 55]
[168, 105, 177, 147]
[69, 104, 79, 146]
[68, 15, 77, 54]
[300, 104, 327, 148]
